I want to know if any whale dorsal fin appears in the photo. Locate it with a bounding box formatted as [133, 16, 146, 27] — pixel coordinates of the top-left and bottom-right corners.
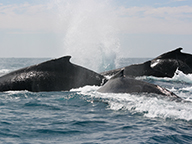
[111, 68, 125, 79]
[156, 47, 183, 59]
[34, 55, 72, 71]
[52, 56, 71, 63]
[175, 47, 183, 52]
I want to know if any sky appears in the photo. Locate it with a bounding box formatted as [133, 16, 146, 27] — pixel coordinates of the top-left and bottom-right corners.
[0, 0, 192, 59]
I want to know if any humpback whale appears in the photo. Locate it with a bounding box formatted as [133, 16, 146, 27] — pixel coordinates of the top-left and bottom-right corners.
[0, 56, 107, 92]
[98, 69, 182, 100]
[101, 48, 192, 78]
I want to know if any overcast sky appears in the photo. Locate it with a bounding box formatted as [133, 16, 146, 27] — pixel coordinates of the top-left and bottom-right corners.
[0, 0, 192, 59]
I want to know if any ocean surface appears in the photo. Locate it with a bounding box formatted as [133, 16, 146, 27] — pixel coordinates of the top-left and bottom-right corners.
[0, 58, 192, 144]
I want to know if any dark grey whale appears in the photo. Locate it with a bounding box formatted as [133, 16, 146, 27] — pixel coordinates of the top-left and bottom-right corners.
[101, 48, 192, 78]
[0, 56, 107, 92]
[98, 69, 182, 101]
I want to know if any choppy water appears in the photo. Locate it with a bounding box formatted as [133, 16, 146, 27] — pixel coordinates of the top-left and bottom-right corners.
[0, 58, 192, 144]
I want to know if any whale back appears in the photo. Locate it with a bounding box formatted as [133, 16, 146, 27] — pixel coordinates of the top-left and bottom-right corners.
[151, 48, 192, 75]
[98, 69, 181, 100]
[101, 48, 192, 78]
[0, 56, 107, 92]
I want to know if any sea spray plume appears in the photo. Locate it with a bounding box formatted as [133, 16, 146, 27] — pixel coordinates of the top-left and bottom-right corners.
[55, 0, 120, 72]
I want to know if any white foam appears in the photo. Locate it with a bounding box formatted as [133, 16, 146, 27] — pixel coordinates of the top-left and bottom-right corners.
[77, 85, 192, 121]
[137, 69, 192, 84]
[172, 69, 192, 83]
[4, 90, 29, 95]
[0, 69, 10, 76]
[70, 85, 100, 93]
[182, 87, 192, 92]
[109, 94, 192, 121]
[105, 75, 114, 80]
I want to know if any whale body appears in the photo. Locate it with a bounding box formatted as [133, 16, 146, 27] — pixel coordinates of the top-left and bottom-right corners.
[101, 48, 192, 78]
[98, 70, 182, 100]
[0, 56, 107, 92]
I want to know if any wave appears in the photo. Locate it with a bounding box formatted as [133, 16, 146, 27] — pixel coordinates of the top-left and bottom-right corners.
[1, 68, 192, 121]
[1, 84, 192, 121]
[137, 69, 192, 84]
[75, 85, 192, 121]
[0, 69, 10, 76]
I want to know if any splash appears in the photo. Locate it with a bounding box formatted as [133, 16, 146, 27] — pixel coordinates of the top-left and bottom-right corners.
[0, 69, 10, 76]
[75, 85, 192, 121]
[55, 0, 120, 72]
[172, 70, 192, 83]
[137, 69, 192, 84]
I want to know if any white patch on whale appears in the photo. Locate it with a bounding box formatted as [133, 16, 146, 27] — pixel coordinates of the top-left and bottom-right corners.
[150, 59, 160, 68]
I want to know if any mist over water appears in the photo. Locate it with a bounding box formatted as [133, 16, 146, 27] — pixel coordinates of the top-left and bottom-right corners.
[55, 0, 120, 72]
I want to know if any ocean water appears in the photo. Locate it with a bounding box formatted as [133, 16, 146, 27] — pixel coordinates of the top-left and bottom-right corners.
[0, 58, 192, 144]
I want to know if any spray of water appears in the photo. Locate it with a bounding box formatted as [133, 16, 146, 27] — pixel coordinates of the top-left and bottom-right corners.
[137, 69, 192, 84]
[55, 0, 120, 72]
